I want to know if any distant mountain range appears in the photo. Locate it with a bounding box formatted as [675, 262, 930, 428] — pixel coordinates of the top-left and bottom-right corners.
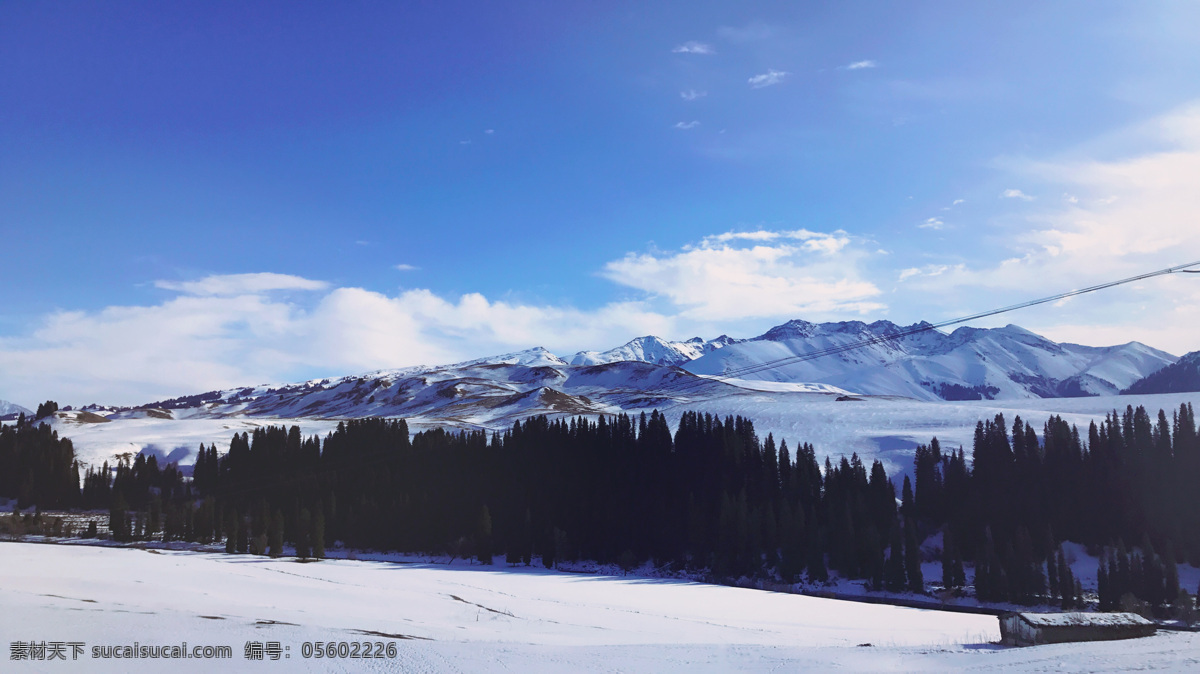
[56, 319, 1182, 431]
[679, 319, 1175, 401]
[0, 399, 33, 421]
[569, 320, 1176, 401]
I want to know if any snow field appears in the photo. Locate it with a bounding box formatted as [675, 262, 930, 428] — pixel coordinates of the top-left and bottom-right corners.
[6, 542, 1200, 672]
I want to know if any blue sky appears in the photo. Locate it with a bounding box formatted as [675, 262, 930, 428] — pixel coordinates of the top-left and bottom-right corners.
[3, 1, 1200, 406]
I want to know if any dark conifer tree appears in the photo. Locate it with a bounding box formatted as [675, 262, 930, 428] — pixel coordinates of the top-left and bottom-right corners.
[313, 508, 325, 559]
[225, 514, 238, 554]
[885, 528, 906, 592]
[268, 509, 284, 558]
[1058, 550, 1075, 610]
[806, 525, 828, 583]
[109, 493, 128, 542]
[942, 529, 964, 589]
[900, 476, 914, 520]
[905, 517, 924, 593]
[1048, 548, 1060, 600]
[476, 505, 493, 565]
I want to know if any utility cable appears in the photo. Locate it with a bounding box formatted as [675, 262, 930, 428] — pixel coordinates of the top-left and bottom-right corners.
[662, 259, 1200, 394]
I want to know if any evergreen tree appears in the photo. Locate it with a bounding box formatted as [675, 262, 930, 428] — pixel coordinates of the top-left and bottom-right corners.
[941, 529, 965, 589]
[900, 476, 914, 519]
[905, 517, 924, 593]
[225, 515, 237, 554]
[236, 516, 249, 553]
[778, 503, 806, 583]
[313, 509, 325, 559]
[806, 525, 828, 583]
[1164, 543, 1180, 604]
[109, 493, 128, 542]
[296, 508, 312, 559]
[1097, 561, 1109, 611]
[1048, 551, 1061, 600]
[476, 506, 493, 565]
[1059, 551, 1075, 610]
[885, 528, 906, 592]
[268, 509, 284, 558]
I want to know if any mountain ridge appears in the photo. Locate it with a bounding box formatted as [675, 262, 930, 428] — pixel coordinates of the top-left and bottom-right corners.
[62, 319, 1181, 427]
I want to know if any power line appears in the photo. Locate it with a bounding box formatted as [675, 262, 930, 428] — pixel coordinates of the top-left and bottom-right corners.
[664, 259, 1200, 394]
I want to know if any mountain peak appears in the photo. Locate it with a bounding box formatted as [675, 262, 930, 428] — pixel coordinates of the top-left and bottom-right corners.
[452, 346, 567, 369]
[757, 319, 817, 341]
[570, 334, 732, 367]
[0, 399, 33, 419]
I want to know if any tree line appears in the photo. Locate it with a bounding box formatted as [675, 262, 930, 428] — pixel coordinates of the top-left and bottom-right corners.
[2, 403, 1198, 616]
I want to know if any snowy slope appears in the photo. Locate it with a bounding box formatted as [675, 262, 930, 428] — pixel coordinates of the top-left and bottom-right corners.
[1123, 350, 1200, 394]
[138, 347, 744, 425]
[683, 320, 1176, 401]
[0, 399, 32, 420]
[5, 542, 1199, 673]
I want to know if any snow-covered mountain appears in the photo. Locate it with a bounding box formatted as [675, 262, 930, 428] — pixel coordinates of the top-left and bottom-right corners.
[1123, 350, 1200, 395]
[92, 347, 748, 431]
[0, 399, 32, 420]
[56, 319, 1179, 437]
[682, 320, 1176, 402]
[571, 335, 737, 367]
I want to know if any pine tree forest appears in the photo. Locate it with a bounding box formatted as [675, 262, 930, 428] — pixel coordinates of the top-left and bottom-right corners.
[2, 403, 1198, 616]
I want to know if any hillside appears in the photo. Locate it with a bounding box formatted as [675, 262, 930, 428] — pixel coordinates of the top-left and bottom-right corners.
[681, 320, 1175, 401]
[1122, 350, 1200, 394]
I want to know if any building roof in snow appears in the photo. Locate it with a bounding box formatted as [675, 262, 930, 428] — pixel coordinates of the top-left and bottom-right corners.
[1009, 612, 1153, 628]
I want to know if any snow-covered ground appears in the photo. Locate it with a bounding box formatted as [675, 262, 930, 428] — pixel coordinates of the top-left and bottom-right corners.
[657, 390, 1200, 478]
[47, 414, 344, 476]
[48, 391, 1200, 481]
[4, 541, 1198, 672]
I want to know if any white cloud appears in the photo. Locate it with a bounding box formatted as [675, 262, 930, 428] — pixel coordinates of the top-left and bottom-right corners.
[845, 60, 877, 70]
[394, 264, 419, 271]
[898, 264, 960, 282]
[1001, 188, 1035, 200]
[680, 89, 707, 102]
[154, 273, 328, 296]
[0, 227, 891, 405]
[700, 229, 847, 249]
[0, 279, 674, 407]
[0, 293, 315, 407]
[919, 218, 945, 230]
[674, 121, 700, 130]
[900, 102, 1200, 355]
[603, 230, 882, 322]
[484, 129, 494, 134]
[672, 41, 714, 55]
[748, 69, 790, 89]
[953, 199, 965, 206]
